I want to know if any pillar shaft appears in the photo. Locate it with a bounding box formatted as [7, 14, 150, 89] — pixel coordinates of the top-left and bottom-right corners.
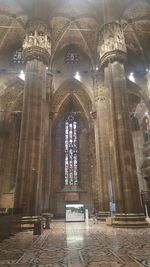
[92, 111, 101, 210]
[93, 80, 110, 217]
[106, 62, 142, 212]
[14, 21, 51, 215]
[98, 22, 148, 227]
[42, 75, 53, 211]
[146, 73, 150, 100]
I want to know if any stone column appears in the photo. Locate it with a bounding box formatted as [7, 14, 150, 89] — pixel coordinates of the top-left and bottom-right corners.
[146, 73, 150, 100]
[14, 21, 51, 215]
[98, 22, 148, 227]
[42, 74, 53, 211]
[0, 112, 21, 195]
[91, 111, 101, 211]
[92, 77, 111, 219]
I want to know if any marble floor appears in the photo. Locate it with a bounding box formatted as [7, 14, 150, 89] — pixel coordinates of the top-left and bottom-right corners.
[0, 220, 150, 267]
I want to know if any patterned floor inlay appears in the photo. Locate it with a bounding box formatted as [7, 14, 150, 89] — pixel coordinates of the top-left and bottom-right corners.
[0, 220, 150, 266]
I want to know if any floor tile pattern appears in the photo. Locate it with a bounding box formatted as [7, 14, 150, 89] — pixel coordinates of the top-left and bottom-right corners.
[0, 220, 150, 267]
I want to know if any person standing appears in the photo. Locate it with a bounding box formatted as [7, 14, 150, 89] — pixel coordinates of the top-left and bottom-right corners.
[93, 209, 97, 224]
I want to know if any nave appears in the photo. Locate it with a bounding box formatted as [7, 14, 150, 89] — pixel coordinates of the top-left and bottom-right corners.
[0, 220, 150, 267]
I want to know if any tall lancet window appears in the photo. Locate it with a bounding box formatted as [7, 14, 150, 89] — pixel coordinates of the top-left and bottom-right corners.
[65, 114, 78, 185]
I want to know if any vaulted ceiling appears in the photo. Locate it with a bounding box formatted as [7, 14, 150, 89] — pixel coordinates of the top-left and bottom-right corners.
[0, 0, 150, 102]
[0, 0, 149, 61]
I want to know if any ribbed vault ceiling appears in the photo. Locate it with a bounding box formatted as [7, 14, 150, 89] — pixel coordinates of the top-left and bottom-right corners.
[0, 0, 149, 102]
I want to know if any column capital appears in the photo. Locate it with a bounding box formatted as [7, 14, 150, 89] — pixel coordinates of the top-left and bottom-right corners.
[23, 20, 51, 65]
[98, 21, 127, 67]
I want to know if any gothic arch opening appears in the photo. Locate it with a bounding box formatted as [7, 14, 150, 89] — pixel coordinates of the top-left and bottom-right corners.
[50, 84, 95, 218]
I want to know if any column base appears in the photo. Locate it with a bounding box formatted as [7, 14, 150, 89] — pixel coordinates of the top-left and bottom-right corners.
[112, 213, 150, 228]
[97, 211, 111, 221]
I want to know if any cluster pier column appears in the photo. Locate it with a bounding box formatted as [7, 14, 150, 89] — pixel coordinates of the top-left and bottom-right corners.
[91, 110, 101, 211]
[92, 78, 111, 219]
[98, 22, 148, 227]
[14, 21, 51, 215]
[42, 75, 53, 211]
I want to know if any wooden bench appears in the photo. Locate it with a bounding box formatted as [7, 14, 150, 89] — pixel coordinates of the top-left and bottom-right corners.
[0, 215, 44, 240]
[18, 216, 42, 231]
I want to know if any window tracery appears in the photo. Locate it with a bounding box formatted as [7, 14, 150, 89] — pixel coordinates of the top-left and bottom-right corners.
[12, 48, 24, 64]
[65, 46, 79, 64]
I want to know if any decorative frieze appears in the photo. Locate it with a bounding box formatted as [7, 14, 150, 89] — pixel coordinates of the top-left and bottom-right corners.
[98, 22, 127, 66]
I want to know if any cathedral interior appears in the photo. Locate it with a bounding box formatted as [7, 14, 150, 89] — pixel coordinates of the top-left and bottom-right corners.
[0, 0, 150, 266]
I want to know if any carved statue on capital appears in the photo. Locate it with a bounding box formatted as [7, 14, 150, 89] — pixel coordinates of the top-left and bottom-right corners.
[98, 22, 127, 66]
[23, 20, 51, 65]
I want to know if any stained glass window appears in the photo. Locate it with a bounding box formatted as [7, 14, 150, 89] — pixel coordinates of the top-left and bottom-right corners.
[65, 114, 79, 185]
[65, 51, 79, 64]
[65, 45, 79, 64]
[12, 48, 24, 64]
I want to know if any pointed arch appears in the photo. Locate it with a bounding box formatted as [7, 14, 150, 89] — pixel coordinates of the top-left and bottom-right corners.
[51, 82, 93, 195]
[51, 78, 93, 125]
[50, 17, 97, 67]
